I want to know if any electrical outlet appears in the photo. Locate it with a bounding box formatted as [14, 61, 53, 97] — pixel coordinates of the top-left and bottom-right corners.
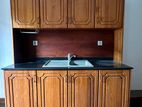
[33, 40, 38, 46]
[97, 40, 103, 46]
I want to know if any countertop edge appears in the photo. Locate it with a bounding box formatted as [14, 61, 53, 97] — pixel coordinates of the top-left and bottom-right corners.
[1, 59, 133, 70]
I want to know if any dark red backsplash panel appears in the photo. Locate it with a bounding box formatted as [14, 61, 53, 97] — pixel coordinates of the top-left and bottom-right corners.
[14, 29, 114, 62]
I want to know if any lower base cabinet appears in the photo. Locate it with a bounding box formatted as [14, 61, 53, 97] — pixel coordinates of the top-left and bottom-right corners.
[37, 70, 67, 107]
[4, 70, 131, 107]
[99, 70, 130, 107]
[68, 70, 98, 107]
[4, 70, 37, 107]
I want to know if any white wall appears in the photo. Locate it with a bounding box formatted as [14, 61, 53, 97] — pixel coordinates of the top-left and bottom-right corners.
[0, 0, 13, 98]
[123, 0, 142, 90]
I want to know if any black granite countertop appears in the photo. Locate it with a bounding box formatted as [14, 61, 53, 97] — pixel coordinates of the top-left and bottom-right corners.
[2, 58, 133, 70]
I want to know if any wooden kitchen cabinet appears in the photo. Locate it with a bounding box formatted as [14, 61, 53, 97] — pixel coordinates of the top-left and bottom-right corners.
[40, 0, 94, 28]
[99, 70, 130, 107]
[11, 0, 39, 28]
[4, 70, 130, 107]
[95, 0, 124, 28]
[40, 0, 67, 28]
[37, 70, 67, 107]
[37, 70, 98, 107]
[68, 70, 98, 107]
[68, 0, 94, 28]
[4, 70, 37, 107]
[12, 0, 93, 28]
[11, 0, 124, 28]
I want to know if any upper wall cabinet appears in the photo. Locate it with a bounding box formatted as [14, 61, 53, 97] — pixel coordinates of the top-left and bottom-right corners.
[95, 0, 124, 28]
[40, 0, 67, 28]
[11, 0, 39, 28]
[68, 0, 94, 28]
[11, 0, 124, 28]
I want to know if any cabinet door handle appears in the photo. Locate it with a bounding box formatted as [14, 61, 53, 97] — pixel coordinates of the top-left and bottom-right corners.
[65, 74, 68, 83]
[69, 17, 72, 24]
[97, 17, 100, 24]
[33, 75, 37, 107]
[70, 18, 73, 24]
[37, 17, 40, 24]
[68, 75, 72, 83]
[33, 75, 37, 83]
[96, 7, 100, 12]
[65, 75, 72, 83]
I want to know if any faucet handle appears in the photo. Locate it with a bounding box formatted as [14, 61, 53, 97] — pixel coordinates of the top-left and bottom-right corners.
[72, 54, 77, 58]
[67, 53, 77, 59]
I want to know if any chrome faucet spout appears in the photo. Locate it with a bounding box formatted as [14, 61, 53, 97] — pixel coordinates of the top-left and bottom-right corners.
[67, 53, 76, 66]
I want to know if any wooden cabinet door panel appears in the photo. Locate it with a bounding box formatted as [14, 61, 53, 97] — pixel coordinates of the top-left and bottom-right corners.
[68, 0, 94, 28]
[4, 70, 37, 107]
[11, 0, 39, 28]
[68, 70, 98, 107]
[99, 70, 130, 107]
[40, 0, 67, 28]
[95, 0, 124, 28]
[37, 70, 67, 107]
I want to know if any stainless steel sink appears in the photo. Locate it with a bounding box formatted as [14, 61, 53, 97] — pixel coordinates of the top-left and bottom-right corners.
[42, 59, 93, 68]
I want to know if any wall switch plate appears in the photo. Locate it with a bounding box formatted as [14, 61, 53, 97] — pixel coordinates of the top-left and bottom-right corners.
[33, 40, 38, 46]
[97, 40, 103, 46]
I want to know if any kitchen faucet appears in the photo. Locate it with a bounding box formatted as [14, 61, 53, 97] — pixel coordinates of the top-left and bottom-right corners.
[67, 53, 76, 66]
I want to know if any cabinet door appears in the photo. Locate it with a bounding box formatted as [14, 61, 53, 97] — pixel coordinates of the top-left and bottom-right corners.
[11, 0, 39, 28]
[68, 0, 94, 28]
[40, 0, 67, 28]
[4, 70, 37, 107]
[99, 70, 130, 107]
[37, 70, 67, 107]
[68, 70, 98, 107]
[95, 0, 124, 28]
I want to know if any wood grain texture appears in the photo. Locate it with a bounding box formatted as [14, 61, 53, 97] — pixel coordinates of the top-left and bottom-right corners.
[11, 0, 39, 28]
[37, 70, 67, 107]
[99, 70, 131, 107]
[114, 28, 123, 63]
[4, 70, 37, 107]
[4, 70, 131, 107]
[13, 29, 114, 62]
[95, 0, 124, 28]
[68, 0, 94, 28]
[68, 70, 98, 107]
[40, 0, 67, 28]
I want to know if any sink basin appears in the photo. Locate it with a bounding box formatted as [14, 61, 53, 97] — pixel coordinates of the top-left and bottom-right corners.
[42, 59, 93, 68]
